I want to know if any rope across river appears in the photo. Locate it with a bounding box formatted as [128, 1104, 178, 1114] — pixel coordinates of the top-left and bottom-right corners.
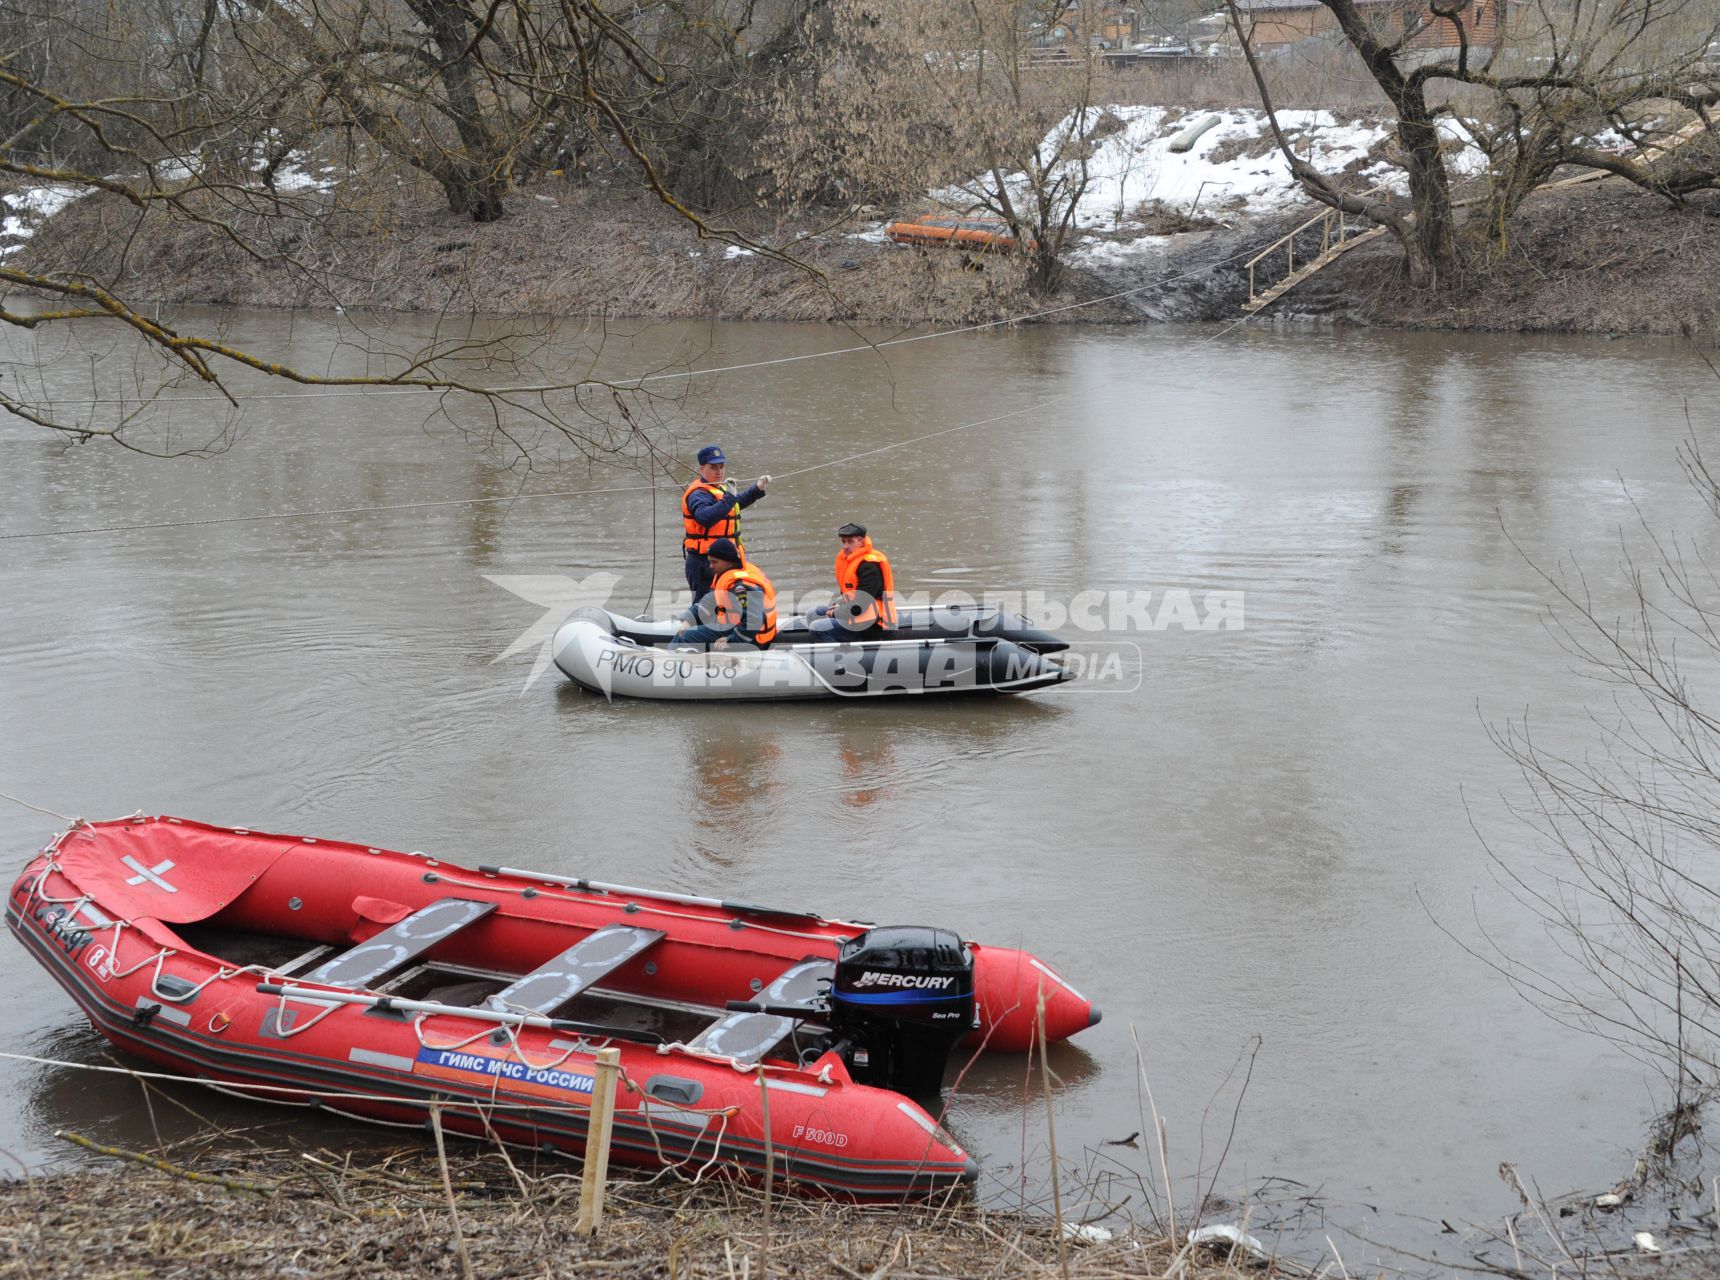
[0, 310, 1254, 543]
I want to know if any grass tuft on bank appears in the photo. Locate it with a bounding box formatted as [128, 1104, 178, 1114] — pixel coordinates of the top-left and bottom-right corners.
[0, 1134, 1306, 1280]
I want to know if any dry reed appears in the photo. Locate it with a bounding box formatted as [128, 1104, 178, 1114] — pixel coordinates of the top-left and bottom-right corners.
[0, 1130, 1306, 1280]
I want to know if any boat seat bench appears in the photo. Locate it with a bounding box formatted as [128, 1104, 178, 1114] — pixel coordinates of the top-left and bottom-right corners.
[688, 959, 833, 1064]
[485, 924, 664, 1016]
[302, 898, 498, 990]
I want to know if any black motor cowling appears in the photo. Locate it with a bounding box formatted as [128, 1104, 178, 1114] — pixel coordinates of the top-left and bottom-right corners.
[827, 926, 975, 1099]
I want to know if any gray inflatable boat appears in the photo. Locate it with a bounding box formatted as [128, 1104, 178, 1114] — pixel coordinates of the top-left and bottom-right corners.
[552, 606, 1073, 702]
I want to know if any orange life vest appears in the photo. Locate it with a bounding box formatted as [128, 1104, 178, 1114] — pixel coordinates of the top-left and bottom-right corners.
[834, 539, 898, 629]
[682, 480, 742, 555]
[712, 562, 778, 646]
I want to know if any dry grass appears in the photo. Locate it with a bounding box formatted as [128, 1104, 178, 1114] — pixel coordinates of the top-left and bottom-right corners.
[14, 173, 1128, 328]
[0, 1133, 1298, 1280]
[1322, 181, 1720, 335]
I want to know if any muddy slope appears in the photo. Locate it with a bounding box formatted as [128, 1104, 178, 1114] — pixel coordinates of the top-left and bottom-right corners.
[13, 172, 1717, 335]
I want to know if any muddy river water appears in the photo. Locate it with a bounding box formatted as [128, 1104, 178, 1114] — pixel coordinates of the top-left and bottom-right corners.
[2, 310, 1717, 1263]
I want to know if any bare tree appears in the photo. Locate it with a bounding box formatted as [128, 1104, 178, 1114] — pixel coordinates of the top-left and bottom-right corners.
[221, 0, 830, 224]
[0, 1, 797, 456]
[761, 0, 1109, 293]
[1227, 0, 1720, 286]
[1480, 389, 1720, 1094]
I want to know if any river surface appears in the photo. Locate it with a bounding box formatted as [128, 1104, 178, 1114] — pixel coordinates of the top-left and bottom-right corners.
[2, 310, 1717, 1265]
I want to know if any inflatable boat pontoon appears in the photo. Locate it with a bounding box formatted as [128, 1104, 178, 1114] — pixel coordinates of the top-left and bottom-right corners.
[11, 815, 1099, 1199]
[553, 606, 1073, 701]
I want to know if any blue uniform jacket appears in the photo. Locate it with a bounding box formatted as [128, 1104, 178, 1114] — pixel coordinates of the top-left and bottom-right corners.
[684, 482, 765, 541]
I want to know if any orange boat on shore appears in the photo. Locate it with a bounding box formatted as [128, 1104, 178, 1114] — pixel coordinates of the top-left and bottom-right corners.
[884, 215, 1035, 254]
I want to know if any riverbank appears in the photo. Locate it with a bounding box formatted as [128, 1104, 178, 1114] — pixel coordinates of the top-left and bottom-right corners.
[9, 111, 1715, 338]
[0, 1136, 1287, 1280]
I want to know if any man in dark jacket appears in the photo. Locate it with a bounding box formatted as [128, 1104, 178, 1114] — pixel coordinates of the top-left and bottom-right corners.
[808, 522, 898, 639]
[681, 445, 768, 602]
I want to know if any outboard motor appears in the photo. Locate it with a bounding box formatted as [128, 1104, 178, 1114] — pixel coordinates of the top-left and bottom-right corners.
[827, 926, 975, 1098]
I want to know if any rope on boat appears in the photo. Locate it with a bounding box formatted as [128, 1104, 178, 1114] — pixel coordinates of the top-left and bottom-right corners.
[15, 814, 858, 1188]
[0, 1048, 726, 1127]
[0, 1047, 749, 1186]
[780, 643, 1062, 698]
[12, 850, 779, 1187]
[0, 791, 80, 824]
[23, 843, 303, 1015]
[0, 1049, 567, 1111]
[426, 867, 853, 946]
[411, 1010, 611, 1074]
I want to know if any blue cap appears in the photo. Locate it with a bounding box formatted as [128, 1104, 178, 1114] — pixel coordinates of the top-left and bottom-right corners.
[707, 537, 740, 564]
[697, 445, 726, 466]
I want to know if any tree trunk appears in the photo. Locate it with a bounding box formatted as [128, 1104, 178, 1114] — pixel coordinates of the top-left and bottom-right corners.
[1321, 0, 1462, 284]
[414, 0, 509, 223]
[1399, 112, 1458, 283]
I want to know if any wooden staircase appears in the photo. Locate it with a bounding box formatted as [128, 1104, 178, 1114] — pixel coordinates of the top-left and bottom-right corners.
[1242, 205, 1383, 314]
[1241, 118, 1709, 315]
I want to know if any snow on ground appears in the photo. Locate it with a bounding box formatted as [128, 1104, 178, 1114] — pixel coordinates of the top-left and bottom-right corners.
[920, 105, 1489, 267]
[268, 162, 337, 194]
[1, 186, 82, 257]
[151, 147, 337, 195]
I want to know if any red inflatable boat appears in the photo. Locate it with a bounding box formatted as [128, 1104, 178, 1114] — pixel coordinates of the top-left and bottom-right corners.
[9, 816, 1098, 1199]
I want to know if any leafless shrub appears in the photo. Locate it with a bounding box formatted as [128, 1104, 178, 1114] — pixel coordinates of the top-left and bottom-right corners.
[1467, 351, 1720, 1115]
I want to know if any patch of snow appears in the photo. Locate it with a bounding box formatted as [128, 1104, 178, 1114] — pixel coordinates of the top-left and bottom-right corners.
[268, 164, 331, 193]
[1436, 117, 1490, 176]
[0, 185, 83, 257]
[1187, 1224, 1268, 1260]
[152, 147, 336, 195]
[1581, 126, 1631, 154]
[847, 223, 891, 243]
[1062, 1223, 1114, 1245]
[1067, 233, 1175, 269]
[723, 244, 756, 259]
[936, 105, 1488, 239]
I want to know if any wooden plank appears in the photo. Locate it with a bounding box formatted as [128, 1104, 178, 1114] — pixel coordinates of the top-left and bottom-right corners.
[300, 898, 497, 990]
[687, 959, 833, 1064]
[485, 925, 663, 1017]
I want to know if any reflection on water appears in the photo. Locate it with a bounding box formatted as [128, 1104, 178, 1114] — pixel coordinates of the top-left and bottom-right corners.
[836, 727, 897, 811]
[23, 1024, 379, 1172]
[2, 313, 1716, 1253]
[685, 717, 788, 865]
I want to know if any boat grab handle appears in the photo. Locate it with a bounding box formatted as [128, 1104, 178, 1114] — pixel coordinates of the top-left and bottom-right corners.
[256, 982, 664, 1045]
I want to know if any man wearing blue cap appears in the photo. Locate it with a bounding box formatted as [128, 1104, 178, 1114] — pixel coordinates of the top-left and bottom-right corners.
[681, 445, 769, 602]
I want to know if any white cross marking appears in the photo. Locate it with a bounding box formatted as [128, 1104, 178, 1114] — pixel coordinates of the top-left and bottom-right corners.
[122, 856, 178, 892]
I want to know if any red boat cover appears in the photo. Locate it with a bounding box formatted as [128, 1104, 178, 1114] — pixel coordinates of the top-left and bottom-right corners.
[56, 822, 294, 925]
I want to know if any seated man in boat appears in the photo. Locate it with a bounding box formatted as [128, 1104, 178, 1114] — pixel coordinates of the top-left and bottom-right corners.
[673, 538, 779, 649]
[806, 522, 898, 640]
[683, 445, 769, 603]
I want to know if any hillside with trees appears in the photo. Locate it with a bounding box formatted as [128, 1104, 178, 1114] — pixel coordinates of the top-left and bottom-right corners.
[0, 0, 1716, 445]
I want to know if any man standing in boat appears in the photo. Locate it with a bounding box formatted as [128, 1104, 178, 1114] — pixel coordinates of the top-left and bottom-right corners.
[807, 522, 898, 639]
[682, 445, 769, 602]
[673, 538, 778, 649]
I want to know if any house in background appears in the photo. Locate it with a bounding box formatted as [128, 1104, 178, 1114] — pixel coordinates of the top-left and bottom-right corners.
[1230, 0, 1507, 52]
